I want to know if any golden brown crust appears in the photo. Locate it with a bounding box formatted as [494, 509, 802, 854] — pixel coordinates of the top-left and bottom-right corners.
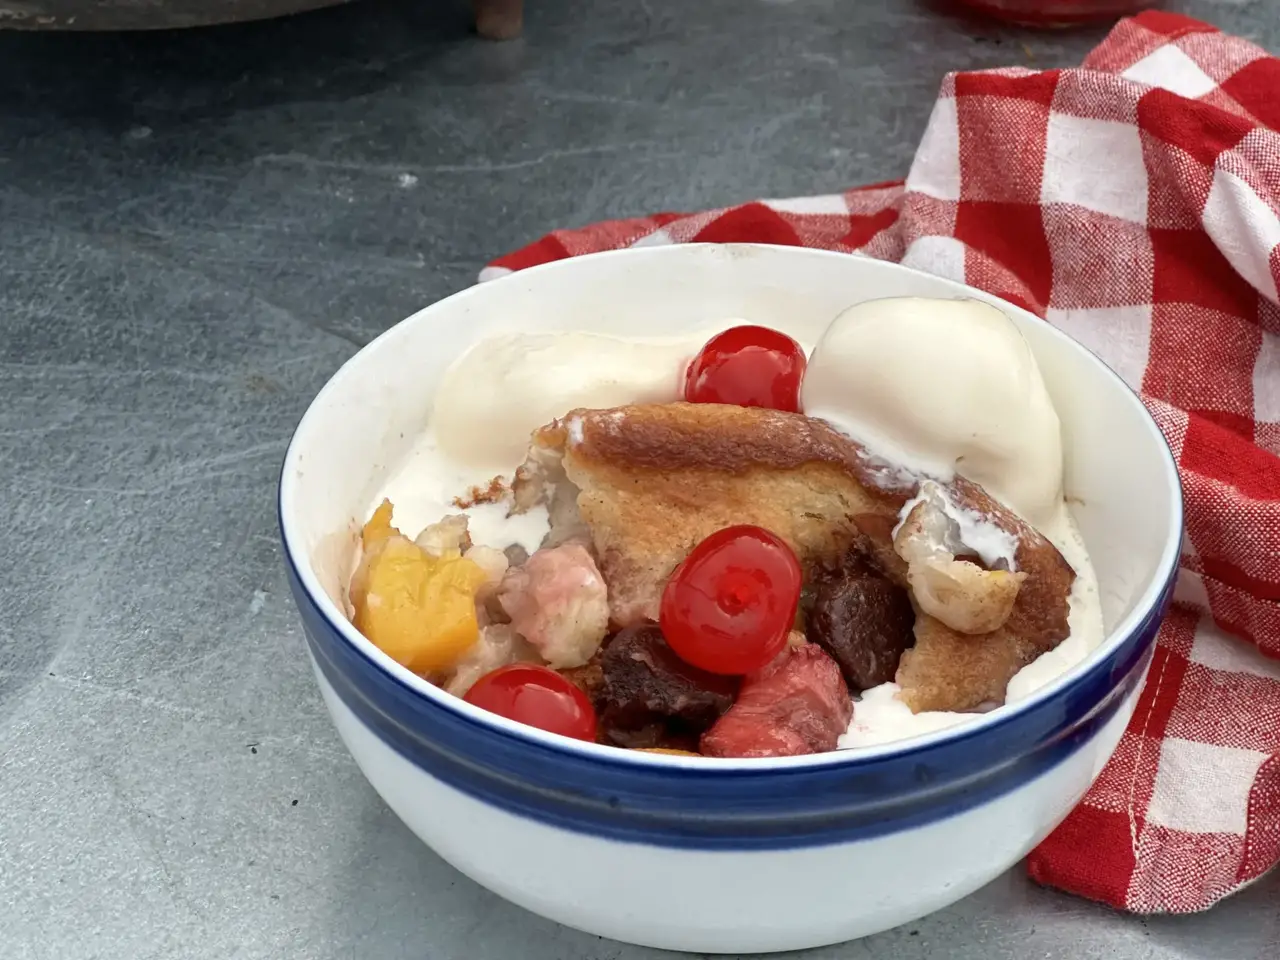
[518, 402, 1076, 714]
[894, 478, 1075, 712]
[559, 403, 912, 489]
[896, 604, 1068, 713]
[452, 475, 508, 509]
[545, 404, 908, 625]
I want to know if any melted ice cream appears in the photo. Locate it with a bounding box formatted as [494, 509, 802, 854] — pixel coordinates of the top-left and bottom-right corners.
[373, 298, 1106, 749]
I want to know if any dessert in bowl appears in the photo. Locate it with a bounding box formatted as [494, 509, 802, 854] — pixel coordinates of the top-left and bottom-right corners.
[279, 243, 1181, 954]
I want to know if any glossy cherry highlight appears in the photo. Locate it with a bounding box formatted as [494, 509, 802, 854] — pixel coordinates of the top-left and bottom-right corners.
[464, 664, 598, 741]
[659, 525, 803, 676]
[683, 325, 807, 412]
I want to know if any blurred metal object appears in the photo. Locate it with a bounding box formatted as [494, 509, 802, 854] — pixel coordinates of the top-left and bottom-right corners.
[0, 0, 351, 29]
[0, 0, 524, 37]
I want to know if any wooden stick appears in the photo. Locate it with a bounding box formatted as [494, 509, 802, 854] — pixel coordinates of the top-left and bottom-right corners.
[473, 0, 523, 40]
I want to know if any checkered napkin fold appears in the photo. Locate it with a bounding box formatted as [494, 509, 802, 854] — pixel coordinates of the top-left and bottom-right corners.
[480, 12, 1280, 913]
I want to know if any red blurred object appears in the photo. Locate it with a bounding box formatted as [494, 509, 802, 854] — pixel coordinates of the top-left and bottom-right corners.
[949, 0, 1159, 27]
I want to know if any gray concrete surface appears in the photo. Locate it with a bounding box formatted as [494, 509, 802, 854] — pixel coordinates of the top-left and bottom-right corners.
[1, 1, 1277, 957]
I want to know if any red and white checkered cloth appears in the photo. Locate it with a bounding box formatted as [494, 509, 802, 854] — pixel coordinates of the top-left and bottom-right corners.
[479, 11, 1280, 914]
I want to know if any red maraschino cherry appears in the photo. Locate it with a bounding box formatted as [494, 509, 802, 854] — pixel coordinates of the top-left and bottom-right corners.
[683, 325, 807, 412]
[659, 525, 802, 676]
[464, 664, 597, 741]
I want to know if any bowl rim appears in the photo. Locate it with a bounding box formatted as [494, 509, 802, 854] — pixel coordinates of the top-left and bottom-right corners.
[278, 242, 1184, 772]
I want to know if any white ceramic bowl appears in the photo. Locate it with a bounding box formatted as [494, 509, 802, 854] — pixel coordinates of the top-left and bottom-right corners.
[279, 244, 1181, 954]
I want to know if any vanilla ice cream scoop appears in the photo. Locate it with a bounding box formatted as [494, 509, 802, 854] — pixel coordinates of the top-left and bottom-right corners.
[799, 297, 1063, 529]
[433, 331, 701, 470]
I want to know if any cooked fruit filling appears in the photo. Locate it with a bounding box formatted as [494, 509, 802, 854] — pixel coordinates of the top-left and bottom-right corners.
[346, 302, 1104, 756]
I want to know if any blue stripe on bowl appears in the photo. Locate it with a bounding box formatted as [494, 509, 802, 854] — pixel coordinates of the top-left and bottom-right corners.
[282, 532, 1177, 850]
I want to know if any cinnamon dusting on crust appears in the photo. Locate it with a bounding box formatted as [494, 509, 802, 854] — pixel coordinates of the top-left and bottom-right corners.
[453, 475, 508, 509]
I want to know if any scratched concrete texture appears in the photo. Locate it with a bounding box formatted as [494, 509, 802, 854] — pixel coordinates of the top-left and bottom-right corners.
[0, 0, 1277, 958]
